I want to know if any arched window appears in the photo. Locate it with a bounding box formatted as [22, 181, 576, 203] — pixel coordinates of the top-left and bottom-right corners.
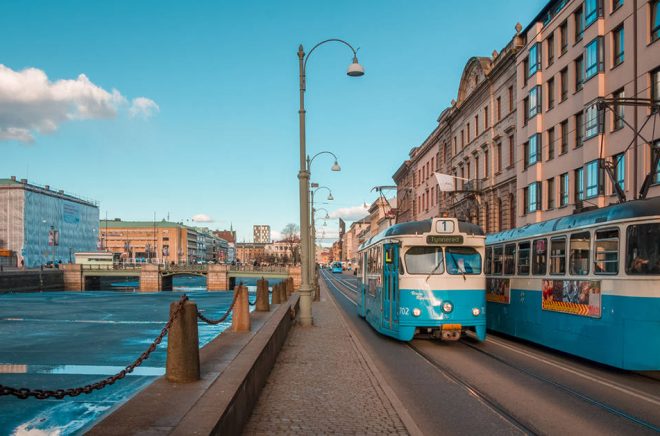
[508, 193, 516, 230]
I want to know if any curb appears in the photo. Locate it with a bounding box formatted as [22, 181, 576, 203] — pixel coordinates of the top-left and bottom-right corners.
[321, 276, 424, 436]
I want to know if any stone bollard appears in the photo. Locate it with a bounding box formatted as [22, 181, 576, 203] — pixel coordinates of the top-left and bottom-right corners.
[166, 300, 200, 383]
[286, 277, 294, 298]
[279, 280, 288, 302]
[256, 278, 270, 312]
[272, 283, 282, 304]
[232, 285, 251, 332]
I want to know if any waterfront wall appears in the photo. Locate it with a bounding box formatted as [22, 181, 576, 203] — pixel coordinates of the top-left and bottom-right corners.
[0, 269, 64, 292]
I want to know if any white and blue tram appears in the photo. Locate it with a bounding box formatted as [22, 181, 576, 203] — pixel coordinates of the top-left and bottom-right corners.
[485, 197, 660, 370]
[357, 218, 487, 342]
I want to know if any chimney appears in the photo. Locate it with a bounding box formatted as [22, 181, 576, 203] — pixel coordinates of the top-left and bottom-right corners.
[58, 190, 64, 194]
[20, 179, 27, 184]
[44, 185, 50, 190]
[10, 176, 16, 181]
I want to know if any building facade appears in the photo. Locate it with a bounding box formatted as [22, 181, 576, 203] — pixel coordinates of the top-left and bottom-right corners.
[517, 0, 660, 225]
[101, 220, 192, 264]
[253, 225, 271, 244]
[0, 177, 99, 267]
[341, 218, 370, 264]
[235, 242, 267, 264]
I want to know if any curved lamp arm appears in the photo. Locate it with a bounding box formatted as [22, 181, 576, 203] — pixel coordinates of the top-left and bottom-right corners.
[307, 151, 341, 171]
[303, 39, 359, 74]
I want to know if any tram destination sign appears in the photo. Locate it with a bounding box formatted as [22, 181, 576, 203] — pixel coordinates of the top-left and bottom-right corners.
[426, 235, 463, 245]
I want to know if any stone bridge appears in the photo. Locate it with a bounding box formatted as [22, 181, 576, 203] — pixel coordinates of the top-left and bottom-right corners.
[61, 264, 301, 292]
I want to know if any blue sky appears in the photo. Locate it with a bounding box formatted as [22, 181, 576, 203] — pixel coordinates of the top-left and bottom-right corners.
[0, 0, 545, 242]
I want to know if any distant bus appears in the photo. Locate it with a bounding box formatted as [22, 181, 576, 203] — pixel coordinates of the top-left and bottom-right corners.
[331, 262, 343, 273]
[74, 252, 120, 266]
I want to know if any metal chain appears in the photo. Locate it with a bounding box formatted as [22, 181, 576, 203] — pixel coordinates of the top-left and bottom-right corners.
[0, 294, 190, 400]
[196, 290, 240, 325]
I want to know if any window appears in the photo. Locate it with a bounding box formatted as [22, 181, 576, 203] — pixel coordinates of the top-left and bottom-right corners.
[560, 20, 568, 54]
[585, 159, 604, 198]
[526, 181, 541, 212]
[496, 141, 502, 172]
[584, 104, 601, 139]
[493, 245, 503, 275]
[561, 119, 569, 154]
[475, 115, 479, 136]
[504, 244, 516, 275]
[652, 69, 660, 103]
[509, 193, 516, 228]
[508, 86, 514, 112]
[484, 106, 489, 129]
[496, 97, 501, 121]
[547, 177, 555, 209]
[518, 241, 531, 275]
[523, 97, 530, 125]
[461, 130, 464, 147]
[575, 6, 584, 41]
[585, 0, 603, 27]
[547, 32, 555, 66]
[527, 133, 541, 167]
[550, 237, 566, 274]
[613, 25, 624, 66]
[594, 228, 619, 274]
[560, 68, 568, 101]
[485, 149, 489, 178]
[626, 224, 660, 274]
[575, 167, 585, 201]
[614, 153, 625, 191]
[467, 123, 471, 142]
[585, 37, 604, 79]
[569, 231, 591, 275]
[576, 111, 584, 148]
[528, 43, 541, 77]
[529, 86, 541, 118]
[532, 238, 548, 275]
[559, 173, 568, 207]
[548, 127, 555, 160]
[509, 134, 515, 167]
[485, 247, 492, 274]
[575, 56, 585, 91]
[446, 246, 482, 275]
[613, 88, 625, 130]
[612, 0, 623, 11]
[547, 77, 555, 110]
[405, 246, 444, 274]
[653, 0, 660, 42]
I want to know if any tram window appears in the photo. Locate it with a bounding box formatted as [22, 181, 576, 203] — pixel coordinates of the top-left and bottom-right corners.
[550, 237, 566, 275]
[532, 238, 547, 275]
[626, 224, 660, 275]
[399, 256, 405, 275]
[446, 246, 482, 275]
[517, 241, 531, 275]
[404, 247, 444, 275]
[569, 231, 590, 275]
[493, 246, 503, 275]
[504, 244, 516, 275]
[485, 247, 493, 275]
[594, 228, 619, 275]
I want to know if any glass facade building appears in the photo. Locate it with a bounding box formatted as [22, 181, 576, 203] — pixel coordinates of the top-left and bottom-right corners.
[0, 178, 99, 267]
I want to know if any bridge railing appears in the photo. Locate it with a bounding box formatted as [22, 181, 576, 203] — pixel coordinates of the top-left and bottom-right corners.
[229, 265, 288, 274]
[162, 264, 208, 273]
[81, 264, 142, 271]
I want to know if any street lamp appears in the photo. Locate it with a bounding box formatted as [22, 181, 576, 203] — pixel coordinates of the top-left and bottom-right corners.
[297, 39, 364, 326]
[309, 186, 333, 299]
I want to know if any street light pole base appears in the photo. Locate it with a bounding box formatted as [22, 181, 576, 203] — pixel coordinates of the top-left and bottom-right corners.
[298, 285, 314, 326]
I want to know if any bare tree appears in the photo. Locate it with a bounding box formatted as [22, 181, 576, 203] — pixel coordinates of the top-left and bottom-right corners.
[281, 223, 300, 265]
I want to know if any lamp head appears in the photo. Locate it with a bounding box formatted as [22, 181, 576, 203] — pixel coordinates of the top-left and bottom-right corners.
[327, 193, 334, 201]
[331, 160, 341, 171]
[324, 213, 330, 220]
[347, 56, 365, 77]
[363, 202, 369, 209]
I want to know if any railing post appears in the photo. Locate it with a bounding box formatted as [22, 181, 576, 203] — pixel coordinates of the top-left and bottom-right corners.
[256, 278, 270, 312]
[279, 280, 288, 302]
[286, 277, 294, 298]
[231, 285, 251, 332]
[166, 300, 200, 383]
[272, 282, 282, 305]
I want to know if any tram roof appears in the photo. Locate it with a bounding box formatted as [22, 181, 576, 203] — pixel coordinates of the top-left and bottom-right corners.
[360, 219, 484, 250]
[486, 197, 660, 245]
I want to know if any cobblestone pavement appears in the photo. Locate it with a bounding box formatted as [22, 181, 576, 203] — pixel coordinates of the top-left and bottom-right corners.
[243, 280, 409, 435]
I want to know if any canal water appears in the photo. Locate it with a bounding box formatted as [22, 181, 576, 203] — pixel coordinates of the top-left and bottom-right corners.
[0, 276, 262, 435]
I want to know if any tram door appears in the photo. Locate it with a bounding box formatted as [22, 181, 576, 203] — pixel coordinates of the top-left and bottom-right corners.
[382, 243, 399, 331]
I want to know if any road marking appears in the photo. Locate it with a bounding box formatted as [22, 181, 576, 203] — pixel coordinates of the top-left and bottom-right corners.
[485, 336, 660, 407]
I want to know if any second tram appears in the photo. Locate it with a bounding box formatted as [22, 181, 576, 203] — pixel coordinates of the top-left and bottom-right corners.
[485, 197, 660, 370]
[357, 217, 487, 341]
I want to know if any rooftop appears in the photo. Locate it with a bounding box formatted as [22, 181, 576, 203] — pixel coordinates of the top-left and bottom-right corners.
[0, 177, 99, 207]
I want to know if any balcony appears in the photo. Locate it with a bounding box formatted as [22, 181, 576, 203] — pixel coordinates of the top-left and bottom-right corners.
[456, 179, 483, 193]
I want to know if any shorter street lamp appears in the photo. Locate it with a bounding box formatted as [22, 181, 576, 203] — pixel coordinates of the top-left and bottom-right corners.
[310, 185, 333, 299]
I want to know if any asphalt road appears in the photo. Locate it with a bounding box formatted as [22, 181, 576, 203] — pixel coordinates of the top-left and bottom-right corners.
[320, 269, 660, 436]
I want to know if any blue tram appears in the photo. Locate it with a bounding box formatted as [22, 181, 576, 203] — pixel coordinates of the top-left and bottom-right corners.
[331, 262, 343, 274]
[485, 197, 660, 370]
[357, 218, 487, 341]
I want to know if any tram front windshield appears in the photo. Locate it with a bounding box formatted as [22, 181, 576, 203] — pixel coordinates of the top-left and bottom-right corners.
[446, 246, 482, 275]
[405, 247, 444, 274]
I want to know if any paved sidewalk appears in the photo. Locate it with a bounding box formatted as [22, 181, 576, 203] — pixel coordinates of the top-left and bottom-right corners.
[243, 279, 409, 435]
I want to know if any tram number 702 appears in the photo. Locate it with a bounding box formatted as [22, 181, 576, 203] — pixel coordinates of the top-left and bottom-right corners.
[399, 307, 410, 316]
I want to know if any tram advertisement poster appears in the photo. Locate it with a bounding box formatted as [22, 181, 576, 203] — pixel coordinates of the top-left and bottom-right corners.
[541, 280, 601, 318]
[486, 278, 510, 304]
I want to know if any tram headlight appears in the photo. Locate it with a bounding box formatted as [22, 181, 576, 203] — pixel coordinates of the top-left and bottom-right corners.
[472, 307, 481, 316]
[412, 308, 421, 317]
[442, 301, 454, 313]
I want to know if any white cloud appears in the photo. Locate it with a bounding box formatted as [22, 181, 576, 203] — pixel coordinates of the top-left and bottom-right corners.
[129, 97, 159, 118]
[329, 205, 369, 222]
[0, 64, 158, 142]
[270, 230, 283, 241]
[191, 214, 213, 223]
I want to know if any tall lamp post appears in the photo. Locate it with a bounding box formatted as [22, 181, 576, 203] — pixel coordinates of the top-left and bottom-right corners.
[297, 39, 364, 326]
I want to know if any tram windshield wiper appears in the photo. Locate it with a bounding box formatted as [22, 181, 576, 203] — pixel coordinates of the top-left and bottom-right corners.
[425, 260, 443, 283]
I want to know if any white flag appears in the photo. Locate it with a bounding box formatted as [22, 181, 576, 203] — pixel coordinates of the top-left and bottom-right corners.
[434, 173, 456, 192]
